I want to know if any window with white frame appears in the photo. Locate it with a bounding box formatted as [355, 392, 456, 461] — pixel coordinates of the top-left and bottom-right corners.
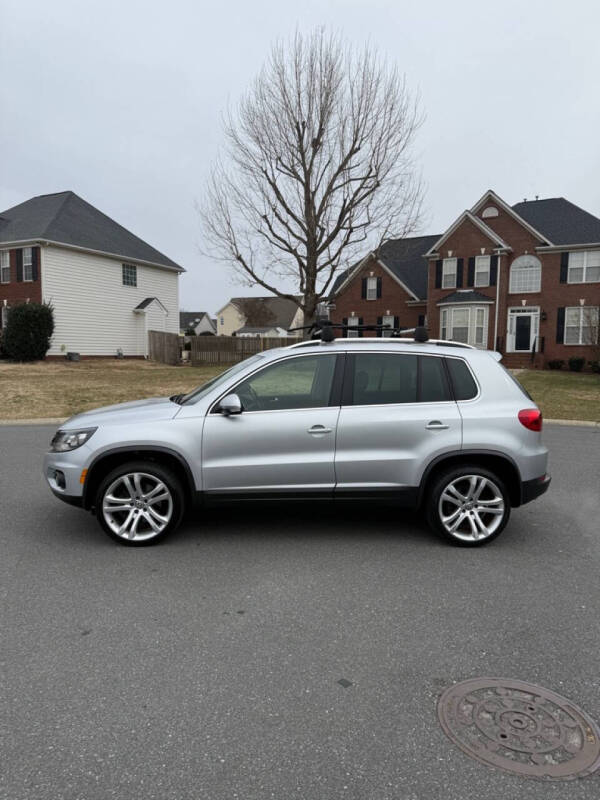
[474, 255, 490, 287]
[0, 251, 9, 284]
[347, 316, 359, 338]
[366, 276, 378, 300]
[122, 263, 137, 287]
[568, 251, 600, 283]
[440, 305, 489, 348]
[565, 306, 599, 345]
[509, 255, 541, 293]
[22, 247, 33, 281]
[442, 258, 457, 289]
[381, 314, 394, 337]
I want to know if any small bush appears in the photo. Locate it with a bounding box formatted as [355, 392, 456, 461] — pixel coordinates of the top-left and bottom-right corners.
[3, 302, 54, 361]
[589, 360, 600, 374]
[547, 359, 564, 370]
[568, 357, 585, 372]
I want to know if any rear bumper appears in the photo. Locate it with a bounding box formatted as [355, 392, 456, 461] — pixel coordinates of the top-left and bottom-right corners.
[520, 473, 551, 505]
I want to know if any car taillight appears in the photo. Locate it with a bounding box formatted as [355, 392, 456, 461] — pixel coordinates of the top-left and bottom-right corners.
[518, 408, 542, 431]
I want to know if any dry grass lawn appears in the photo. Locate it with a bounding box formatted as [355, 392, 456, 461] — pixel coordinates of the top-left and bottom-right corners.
[0, 360, 223, 420]
[0, 359, 598, 422]
[516, 369, 600, 422]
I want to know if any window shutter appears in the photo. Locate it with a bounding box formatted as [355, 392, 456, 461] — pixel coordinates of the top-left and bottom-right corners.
[418, 314, 425, 327]
[32, 247, 39, 281]
[361, 278, 367, 299]
[560, 253, 569, 283]
[376, 316, 383, 337]
[394, 316, 400, 329]
[358, 317, 363, 337]
[467, 257, 475, 286]
[16, 249, 23, 282]
[456, 258, 464, 288]
[556, 307, 565, 344]
[342, 317, 348, 326]
[490, 255, 498, 286]
[435, 260, 442, 289]
[376, 276, 382, 298]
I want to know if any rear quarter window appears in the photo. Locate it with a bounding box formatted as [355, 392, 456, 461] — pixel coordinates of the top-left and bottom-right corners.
[445, 357, 478, 401]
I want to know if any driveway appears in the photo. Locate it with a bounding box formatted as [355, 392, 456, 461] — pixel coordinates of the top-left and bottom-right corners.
[1, 424, 599, 799]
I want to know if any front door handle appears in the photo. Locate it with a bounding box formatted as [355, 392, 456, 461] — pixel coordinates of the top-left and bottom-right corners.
[426, 420, 449, 430]
[307, 425, 333, 435]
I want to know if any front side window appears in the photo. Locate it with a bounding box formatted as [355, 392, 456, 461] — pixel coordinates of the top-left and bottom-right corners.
[442, 258, 457, 289]
[568, 250, 600, 283]
[474, 255, 490, 287]
[509, 255, 541, 293]
[565, 306, 599, 345]
[0, 251, 9, 283]
[122, 263, 137, 287]
[349, 353, 451, 406]
[440, 305, 489, 348]
[366, 276, 378, 300]
[22, 247, 33, 281]
[233, 354, 337, 411]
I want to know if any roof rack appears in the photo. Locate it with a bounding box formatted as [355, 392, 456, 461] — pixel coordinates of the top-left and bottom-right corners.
[287, 319, 474, 349]
[288, 337, 474, 350]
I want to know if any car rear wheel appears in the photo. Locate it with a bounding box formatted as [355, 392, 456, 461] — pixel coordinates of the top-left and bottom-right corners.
[426, 465, 510, 546]
[95, 461, 185, 546]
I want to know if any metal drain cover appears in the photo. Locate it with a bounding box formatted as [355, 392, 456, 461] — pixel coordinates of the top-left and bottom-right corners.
[437, 678, 600, 781]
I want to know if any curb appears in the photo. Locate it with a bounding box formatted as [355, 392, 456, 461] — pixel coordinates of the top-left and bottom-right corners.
[1, 417, 599, 428]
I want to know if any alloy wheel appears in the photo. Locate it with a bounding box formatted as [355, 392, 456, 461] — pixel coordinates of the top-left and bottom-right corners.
[102, 472, 173, 542]
[438, 474, 505, 542]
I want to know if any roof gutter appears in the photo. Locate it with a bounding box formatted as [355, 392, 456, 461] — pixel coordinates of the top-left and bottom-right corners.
[0, 238, 185, 273]
[535, 242, 600, 252]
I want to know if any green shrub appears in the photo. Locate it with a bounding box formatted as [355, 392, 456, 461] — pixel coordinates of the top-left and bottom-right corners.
[547, 359, 564, 370]
[568, 357, 585, 372]
[589, 360, 600, 374]
[3, 302, 54, 361]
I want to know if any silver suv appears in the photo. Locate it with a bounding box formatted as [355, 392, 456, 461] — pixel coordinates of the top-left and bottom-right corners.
[44, 336, 550, 547]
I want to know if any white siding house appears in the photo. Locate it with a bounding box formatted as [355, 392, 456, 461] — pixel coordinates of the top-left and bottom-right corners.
[42, 246, 179, 356]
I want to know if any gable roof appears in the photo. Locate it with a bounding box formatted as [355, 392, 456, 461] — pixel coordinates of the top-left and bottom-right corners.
[511, 198, 600, 246]
[227, 296, 301, 329]
[0, 191, 184, 271]
[331, 234, 439, 301]
[424, 210, 510, 257]
[180, 311, 213, 329]
[469, 189, 551, 245]
[134, 297, 168, 312]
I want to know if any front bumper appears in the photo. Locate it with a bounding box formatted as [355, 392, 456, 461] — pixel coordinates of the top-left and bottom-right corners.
[44, 450, 89, 504]
[521, 473, 551, 505]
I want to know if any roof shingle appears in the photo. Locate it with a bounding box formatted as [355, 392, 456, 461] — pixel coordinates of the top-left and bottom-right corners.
[512, 198, 600, 246]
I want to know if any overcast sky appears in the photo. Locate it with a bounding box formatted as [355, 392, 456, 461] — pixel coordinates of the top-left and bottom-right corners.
[2, 0, 599, 314]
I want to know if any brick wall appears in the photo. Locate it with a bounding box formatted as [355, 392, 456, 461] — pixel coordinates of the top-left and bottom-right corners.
[331, 256, 425, 336]
[0, 247, 42, 307]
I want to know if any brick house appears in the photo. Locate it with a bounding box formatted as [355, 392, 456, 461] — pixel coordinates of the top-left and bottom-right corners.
[329, 235, 438, 336]
[330, 190, 600, 367]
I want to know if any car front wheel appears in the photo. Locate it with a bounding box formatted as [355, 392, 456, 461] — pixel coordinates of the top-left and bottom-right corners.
[426, 465, 510, 546]
[95, 461, 185, 546]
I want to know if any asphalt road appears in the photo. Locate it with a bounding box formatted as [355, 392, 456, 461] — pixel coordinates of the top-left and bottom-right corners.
[1, 424, 599, 800]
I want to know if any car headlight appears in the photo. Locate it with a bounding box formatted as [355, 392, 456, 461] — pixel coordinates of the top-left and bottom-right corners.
[50, 427, 97, 452]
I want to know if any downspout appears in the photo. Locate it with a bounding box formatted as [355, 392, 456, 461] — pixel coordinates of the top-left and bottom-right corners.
[493, 252, 501, 350]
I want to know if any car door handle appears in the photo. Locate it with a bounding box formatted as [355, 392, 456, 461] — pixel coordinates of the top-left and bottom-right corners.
[426, 420, 449, 430]
[307, 425, 333, 435]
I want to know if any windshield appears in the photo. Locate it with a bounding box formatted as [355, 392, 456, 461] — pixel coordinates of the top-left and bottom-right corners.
[179, 353, 266, 404]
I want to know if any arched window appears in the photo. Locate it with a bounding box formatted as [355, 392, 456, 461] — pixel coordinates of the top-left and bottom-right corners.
[509, 255, 542, 294]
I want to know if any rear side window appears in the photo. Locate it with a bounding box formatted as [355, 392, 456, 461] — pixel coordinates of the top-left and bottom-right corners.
[348, 353, 452, 405]
[445, 357, 478, 400]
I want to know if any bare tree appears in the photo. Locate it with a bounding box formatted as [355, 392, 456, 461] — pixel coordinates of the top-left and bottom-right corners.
[201, 29, 423, 326]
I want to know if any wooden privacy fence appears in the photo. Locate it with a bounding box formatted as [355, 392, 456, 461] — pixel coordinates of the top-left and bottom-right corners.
[148, 330, 180, 365]
[190, 336, 295, 365]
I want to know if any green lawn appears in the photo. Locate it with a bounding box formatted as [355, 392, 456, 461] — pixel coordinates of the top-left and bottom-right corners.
[516, 369, 600, 422]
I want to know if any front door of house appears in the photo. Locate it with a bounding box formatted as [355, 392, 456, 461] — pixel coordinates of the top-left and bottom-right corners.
[507, 308, 540, 352]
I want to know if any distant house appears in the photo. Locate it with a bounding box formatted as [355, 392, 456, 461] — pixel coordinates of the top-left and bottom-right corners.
[179, 311, 216, 335]
[0, 191, 183, 356]
[215, 296, 303, 337]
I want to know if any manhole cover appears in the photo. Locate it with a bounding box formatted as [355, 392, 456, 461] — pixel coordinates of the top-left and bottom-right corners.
[437, 678, 600, 781]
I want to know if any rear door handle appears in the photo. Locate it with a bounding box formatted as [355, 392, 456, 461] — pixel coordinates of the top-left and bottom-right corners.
[307, 425, 333, 435]
[426, 420, 449, 430]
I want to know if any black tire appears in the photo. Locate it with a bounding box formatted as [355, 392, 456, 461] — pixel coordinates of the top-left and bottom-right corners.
[95, 460, 185, 546]
[425, 464, 510, 547]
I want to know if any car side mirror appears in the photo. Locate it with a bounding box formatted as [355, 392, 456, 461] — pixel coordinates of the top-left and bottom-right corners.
[219, 393, 242, 416]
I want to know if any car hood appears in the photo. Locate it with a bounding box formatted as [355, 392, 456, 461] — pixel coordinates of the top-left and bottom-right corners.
[61, 397, 181, 429]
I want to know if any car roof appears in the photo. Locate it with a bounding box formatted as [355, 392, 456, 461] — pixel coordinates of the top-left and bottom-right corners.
[261, 339, 497, 362]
